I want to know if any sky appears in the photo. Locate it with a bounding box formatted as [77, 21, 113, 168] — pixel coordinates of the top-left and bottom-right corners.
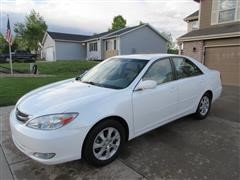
[0, 0, 199, 41]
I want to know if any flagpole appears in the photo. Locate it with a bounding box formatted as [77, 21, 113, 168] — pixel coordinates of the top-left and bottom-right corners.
[6, 14, 13, 74]
[9, 43, 13, 74]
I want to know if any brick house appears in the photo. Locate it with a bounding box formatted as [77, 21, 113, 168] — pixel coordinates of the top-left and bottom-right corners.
[177, 0, 240, 86]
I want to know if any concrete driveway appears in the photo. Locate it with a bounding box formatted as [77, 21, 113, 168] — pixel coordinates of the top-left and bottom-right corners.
[0, 86, 239, 180]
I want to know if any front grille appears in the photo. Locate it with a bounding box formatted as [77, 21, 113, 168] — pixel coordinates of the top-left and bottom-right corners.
[16, 108, 29, 123]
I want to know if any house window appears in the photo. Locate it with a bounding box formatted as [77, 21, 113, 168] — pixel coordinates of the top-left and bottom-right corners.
[94, 43, 97, 51]
[105, 41, 108, 51]
[192, 21, 199, 30]
[89, 42, 97, 52]
[218, 0, 237, 23]
[114, 40, 117, 50]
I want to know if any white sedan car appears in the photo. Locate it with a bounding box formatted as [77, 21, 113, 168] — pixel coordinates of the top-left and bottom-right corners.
[10, 54, 222, 166]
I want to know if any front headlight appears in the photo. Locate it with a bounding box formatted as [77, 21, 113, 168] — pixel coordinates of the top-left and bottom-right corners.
[26, 113, 78, 130]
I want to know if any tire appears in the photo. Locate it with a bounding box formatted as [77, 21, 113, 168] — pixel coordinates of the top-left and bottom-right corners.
[82, 119, 126, 167]
[195, 93, 212, 120]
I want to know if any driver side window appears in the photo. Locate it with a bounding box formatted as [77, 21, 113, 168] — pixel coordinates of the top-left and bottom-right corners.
[142, 58, 174, 85]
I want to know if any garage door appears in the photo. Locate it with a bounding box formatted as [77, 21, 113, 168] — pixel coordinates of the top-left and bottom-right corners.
[45, 47, 54, 61]
[205, 46, 240, 86]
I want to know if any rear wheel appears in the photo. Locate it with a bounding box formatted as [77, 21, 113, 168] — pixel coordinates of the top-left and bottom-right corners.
[195, 93, 212, 120]
[82, 119, 126, 166]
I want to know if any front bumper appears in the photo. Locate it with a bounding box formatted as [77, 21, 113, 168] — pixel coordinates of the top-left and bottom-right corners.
[10, 109, 89, 165]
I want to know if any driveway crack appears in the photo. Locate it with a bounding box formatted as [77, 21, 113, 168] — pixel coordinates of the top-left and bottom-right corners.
[118, 158, 148, 180]
[0, 144, 15, 180]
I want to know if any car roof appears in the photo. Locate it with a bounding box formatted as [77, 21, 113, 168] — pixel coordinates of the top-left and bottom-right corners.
[112, 54, 183, 61]
[111, 54, 210, 74]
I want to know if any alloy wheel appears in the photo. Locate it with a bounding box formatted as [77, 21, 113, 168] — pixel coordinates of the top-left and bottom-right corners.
[199, 96, 210, 116]
[93, 127, 121, 161]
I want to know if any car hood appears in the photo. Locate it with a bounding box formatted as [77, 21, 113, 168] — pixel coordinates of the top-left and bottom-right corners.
[17, 79, 117, 116]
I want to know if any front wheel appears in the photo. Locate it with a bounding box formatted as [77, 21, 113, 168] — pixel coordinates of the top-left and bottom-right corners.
[195, 93, 212, 120]
[82, 119, 126, 166]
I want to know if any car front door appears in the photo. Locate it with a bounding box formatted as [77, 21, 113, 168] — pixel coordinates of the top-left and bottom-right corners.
[132, 58, 178, 136]
[171, 57, 204, 116]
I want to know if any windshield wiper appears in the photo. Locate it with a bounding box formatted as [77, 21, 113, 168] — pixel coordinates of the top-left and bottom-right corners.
[81, 81, 97, 85]
[81, 81, 121, 89]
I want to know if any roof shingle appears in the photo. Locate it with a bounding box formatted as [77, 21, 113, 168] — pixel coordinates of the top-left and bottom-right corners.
[47, 31, 90, 41]
[83, 24, 143, 41]
[178, 23, 240, 40]
[184, 10, 199, 22]
[104, 25, 143, 38]
[47, 23, 165, 42]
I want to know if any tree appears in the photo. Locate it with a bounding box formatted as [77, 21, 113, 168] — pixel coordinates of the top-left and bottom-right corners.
[110, 15, 126, 31]
[160, 32, 178, 54]
[0, 33, 18, 54]
[14, 10, 47, 52]
[0, 34, 8, 53]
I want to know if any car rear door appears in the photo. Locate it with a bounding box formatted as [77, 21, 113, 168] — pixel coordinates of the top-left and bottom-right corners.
[132, 58, 178, 136]
[171, 57, 205, 116]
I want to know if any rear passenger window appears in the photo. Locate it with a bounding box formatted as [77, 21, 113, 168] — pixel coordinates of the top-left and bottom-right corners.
[172, 57, 203, 79]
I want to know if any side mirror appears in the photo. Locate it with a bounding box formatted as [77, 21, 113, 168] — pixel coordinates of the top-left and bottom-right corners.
[135, 80, 157, 91]
[75, 70, 88, 80]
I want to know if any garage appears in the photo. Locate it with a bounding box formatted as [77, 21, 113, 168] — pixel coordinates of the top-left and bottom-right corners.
[42, 31, 89, 61]
[55, 41, 86, 60]
[178, 21, 240, 87]
[205, 45, 240, 86]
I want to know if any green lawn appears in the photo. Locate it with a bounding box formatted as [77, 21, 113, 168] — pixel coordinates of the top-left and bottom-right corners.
[0, 60, 99, 107]
[1, 60, 98, 77]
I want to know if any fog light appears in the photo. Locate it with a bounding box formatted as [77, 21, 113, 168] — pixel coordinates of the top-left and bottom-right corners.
[33, 152, 55, 159]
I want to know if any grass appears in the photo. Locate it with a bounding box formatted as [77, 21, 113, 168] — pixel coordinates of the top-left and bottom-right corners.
[0, 60, 99, 107]
[1, 60, 99, 77]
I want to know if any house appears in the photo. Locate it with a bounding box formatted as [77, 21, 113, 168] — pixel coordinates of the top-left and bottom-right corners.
[177, 0, 240, 86]
[41, 23, 168, 61]
[184, 10, 199, 32]
[41, 32, 90, 61]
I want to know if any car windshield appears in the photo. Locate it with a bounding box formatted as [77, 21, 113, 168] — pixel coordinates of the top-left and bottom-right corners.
[79, 58, 148, 89]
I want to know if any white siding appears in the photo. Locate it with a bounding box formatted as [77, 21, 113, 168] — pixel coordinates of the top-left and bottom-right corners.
[86, 40, 101, 60]
[42, 34, 56, 61]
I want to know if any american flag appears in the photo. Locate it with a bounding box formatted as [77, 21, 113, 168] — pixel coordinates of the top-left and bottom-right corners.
[5, 17, 13, 45]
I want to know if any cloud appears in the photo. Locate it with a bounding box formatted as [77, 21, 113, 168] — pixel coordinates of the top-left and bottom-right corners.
[0, 0, 199, 40]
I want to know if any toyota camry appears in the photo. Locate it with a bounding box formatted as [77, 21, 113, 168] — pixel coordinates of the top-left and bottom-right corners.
[10, 54, 222, 166]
